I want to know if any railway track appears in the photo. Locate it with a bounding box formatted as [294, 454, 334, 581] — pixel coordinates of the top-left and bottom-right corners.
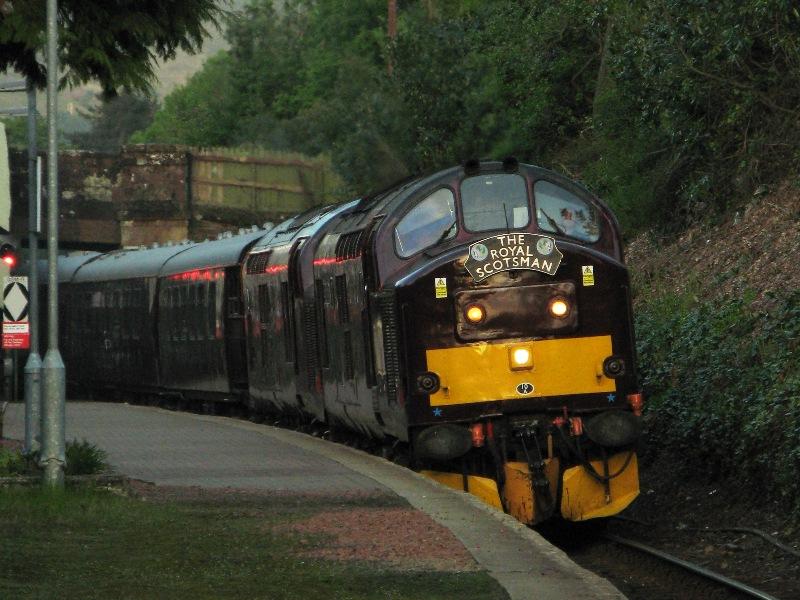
[603, 534, 781, 600]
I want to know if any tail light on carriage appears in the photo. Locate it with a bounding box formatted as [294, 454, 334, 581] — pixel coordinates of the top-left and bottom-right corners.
[470, 423, 485, 447]
[627, 392, 644, 416]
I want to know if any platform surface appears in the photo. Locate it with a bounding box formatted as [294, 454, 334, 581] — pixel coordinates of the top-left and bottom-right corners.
[4, 402, 626, 600]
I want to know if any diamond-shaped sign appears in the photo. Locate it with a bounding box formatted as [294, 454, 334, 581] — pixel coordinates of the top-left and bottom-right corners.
[3, 280, 28, 322]
[3, 276, 30, 349]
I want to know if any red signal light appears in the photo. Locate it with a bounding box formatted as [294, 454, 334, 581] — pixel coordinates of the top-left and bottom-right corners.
[0, 242, 17, 269]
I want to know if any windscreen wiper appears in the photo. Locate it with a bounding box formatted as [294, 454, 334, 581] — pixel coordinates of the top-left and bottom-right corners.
[540, 209, 566, 236]
[435, 220, 457, 244]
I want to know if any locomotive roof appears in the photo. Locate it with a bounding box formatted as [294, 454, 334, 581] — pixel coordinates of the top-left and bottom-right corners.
[159, 227, 272, 277]
[71, 242, 197, 283]
[251, 202, 355, 250]
[354, 162, 609, 219]
[57, 252, 101, 282]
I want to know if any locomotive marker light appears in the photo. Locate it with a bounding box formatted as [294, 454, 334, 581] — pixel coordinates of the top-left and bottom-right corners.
[465, 303, 485, 324]
[548, 297, 570, 319]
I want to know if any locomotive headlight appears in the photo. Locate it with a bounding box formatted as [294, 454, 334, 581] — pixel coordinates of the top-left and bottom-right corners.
[465, 304, 486, 324]
[548, 298, 570, 319]
[509, 345, 533, 370]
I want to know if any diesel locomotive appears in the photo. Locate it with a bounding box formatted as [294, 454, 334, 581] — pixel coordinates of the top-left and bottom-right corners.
[55, 159, 642, 524]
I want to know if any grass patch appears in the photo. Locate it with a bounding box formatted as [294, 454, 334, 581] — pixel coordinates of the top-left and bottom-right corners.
[0, 487, 507, 600]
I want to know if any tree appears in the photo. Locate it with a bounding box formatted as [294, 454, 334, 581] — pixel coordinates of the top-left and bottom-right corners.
[131, 53, 241, 147]
[0, 116, 47, 150]
[69, 93, 158, 152]
[0, 0, 224, 95]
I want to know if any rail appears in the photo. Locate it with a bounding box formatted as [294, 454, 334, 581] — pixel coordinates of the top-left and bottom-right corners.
[604, 533, 781, 600]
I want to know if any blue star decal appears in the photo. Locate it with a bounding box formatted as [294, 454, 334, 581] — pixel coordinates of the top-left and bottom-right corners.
[607, 394, 616, 404]
[432, 408, 443, 417]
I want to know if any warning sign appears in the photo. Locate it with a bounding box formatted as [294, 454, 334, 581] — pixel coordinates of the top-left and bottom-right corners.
[3, 276, 29, 349]
[581, 265, 595, 287]
[434, 277, 447, 299]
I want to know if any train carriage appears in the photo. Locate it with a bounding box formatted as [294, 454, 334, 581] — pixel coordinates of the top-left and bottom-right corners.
[62, 244, 196, 393]
[156, 228, 270, 402]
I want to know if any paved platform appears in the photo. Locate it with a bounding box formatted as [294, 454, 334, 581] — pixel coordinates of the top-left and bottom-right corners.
[4, 402, 626, 600]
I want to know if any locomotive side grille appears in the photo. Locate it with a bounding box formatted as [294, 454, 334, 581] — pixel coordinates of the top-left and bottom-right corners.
[343, 331, 354, 379]
[335, 274, 349, 323]
[378, 291, 400, 403]
[335, 230, 364, 261]
[315, 278, 329, 368]
[280, 282, 294, 362]
[303, 303, 318, 389]
[246, 252, 270, 274]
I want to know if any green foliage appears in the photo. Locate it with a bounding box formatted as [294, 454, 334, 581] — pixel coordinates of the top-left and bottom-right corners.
[607, 0, 800, 225]
[0, 448, 36, 476]
[134, 51, 276, 148]
[0, 440, 106, 477]
[64, 439, 107, 476]
[69, 93, 158, 152]
[0, 0, 223, 95]
[636, 290, 800, 509]
[135, 0, 800, 229]
[0, 117, 47, 150]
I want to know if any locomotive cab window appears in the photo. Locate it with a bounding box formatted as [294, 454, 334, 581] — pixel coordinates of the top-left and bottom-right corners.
[394, 188, 456, 258]
[461, 174, 529, 232]
[534, 180, 600, 243]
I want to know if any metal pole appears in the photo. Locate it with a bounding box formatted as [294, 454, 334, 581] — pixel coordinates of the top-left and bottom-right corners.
[23, 80, 42, 455]
[41, 0, 65, 487]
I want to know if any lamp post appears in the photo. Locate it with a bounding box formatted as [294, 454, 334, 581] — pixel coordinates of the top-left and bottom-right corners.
[41, 0, 65, 487]
[24, 80, 42, 455]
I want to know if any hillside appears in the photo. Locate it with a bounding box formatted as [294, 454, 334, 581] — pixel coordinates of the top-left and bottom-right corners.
[600, 186, 800, 598]
[627, 184, 800, 307]
[622, 181, 800, 513]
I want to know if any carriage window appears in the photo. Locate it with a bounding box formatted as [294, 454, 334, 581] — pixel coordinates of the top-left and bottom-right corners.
[534, 180, 600, 243]
[394, 188, 456, 258]
[461, 174, 529, 232]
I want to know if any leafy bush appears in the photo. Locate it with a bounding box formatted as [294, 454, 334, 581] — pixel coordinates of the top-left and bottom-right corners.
[65, 439, 108, 476]
[0, 448, 37, 476]
[636, 290, 800, 509]
[0, 440, 107, 477]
